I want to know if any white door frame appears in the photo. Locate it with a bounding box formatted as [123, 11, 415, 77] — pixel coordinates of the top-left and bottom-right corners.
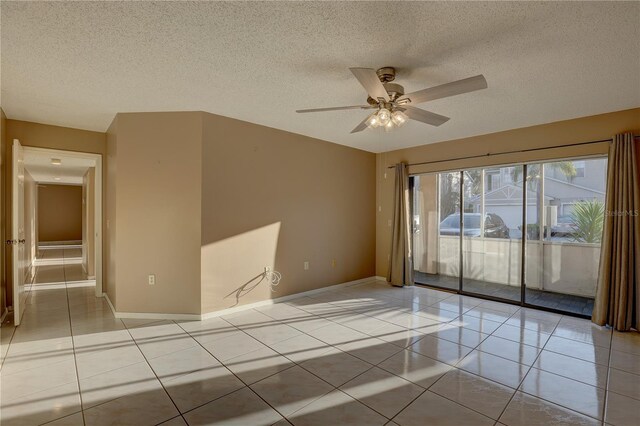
[12, 139, 26, 325]
[21, 146, 103, 297]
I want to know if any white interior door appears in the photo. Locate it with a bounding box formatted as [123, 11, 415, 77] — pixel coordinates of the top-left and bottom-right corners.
[12, 139, 27, 325]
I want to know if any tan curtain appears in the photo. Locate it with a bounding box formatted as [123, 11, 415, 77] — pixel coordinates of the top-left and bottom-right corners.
[388, 163, 413, 287]
[592, 133, 640, 331]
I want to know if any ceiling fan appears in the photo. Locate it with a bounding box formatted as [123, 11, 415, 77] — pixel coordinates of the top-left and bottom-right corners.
[296, 67, 487, 133]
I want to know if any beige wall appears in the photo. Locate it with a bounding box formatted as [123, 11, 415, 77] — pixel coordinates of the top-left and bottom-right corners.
[6, 120, 106, 155]
[200, 112, 376, 313]
[106, 112, 202, 315]
[82, 168, 96, 277]
[103, 111, 375, 315]
[38, 184, 83, 242]
[0, 109, 6, 317]
[376, 107, 640, 277]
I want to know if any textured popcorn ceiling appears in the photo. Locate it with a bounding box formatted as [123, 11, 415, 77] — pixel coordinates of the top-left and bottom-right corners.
[1, 1, 639, 153]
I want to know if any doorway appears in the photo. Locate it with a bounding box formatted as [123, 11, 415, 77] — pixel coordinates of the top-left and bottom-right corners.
[9, 142, 102, 325]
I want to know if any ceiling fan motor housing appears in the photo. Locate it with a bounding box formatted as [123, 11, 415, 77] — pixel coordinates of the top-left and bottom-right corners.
[367, 82, 405, 105]
[365, 67, 405, 105]
[376, 67, 396, 82]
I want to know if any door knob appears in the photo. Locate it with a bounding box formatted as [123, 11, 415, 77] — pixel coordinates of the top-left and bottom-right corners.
[6, 239, 17, 245]
[19, 239, 26, 244]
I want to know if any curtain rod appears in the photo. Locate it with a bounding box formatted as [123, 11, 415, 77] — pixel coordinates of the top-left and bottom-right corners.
[386, 135, 639, 169]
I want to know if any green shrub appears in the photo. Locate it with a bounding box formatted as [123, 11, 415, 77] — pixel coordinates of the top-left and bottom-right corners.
[571, 200, 604, 243]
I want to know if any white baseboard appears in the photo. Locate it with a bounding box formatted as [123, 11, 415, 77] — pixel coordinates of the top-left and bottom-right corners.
[375, 276, 387, 282]
[39, 241, 82, 247]
[102, 292, 116, 315]
[101, 276, 378, 321]
[121, 310, 200, 321]
[0, 307, 8, 323]
[101, 292, 201, 320]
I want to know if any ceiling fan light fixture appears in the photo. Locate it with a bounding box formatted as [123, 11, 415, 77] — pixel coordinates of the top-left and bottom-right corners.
[383, 120, 395, 133]
[391, 110, 408, 127]
[377, 108, 391, 125]
[366, 113, 380, 128]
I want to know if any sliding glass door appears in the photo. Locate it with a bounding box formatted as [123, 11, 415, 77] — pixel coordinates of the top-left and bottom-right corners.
[413, 172, 460, 291]
[461, 167, 522, 302]
[411, 156, 607, 317]
[523, 158, 607, 315]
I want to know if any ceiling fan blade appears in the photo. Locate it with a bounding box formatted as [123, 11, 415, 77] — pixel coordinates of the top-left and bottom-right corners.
[349, 68, 390, 102]
[296, 105, 374, 113]
[401, 105, 450, 127]
[400, 75, 487, 105]
[350, 115, 371, 134]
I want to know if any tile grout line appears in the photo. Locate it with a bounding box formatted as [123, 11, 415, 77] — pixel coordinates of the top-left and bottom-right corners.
[176, 307, 414, 423]
[224, 288, 531, 422]
[391, 307, 521, 424]
[210, 313, 389, 406]
[0, 253, 43, 371]
[61, 247, 183, 425]
[28, 250, 84, 425]
[393, 310, 512, 424]
[225, 291, 515, 422]
[601, 325, 615, 424]
[491, 307, 561, 423]
[62, 248, 88, 426]
[370, 290, 619, 423]
[172, 318, 309, 423]
[503, 313, 607, 423]
[117, 320, 189, 425]
[386, 387, 427, 424]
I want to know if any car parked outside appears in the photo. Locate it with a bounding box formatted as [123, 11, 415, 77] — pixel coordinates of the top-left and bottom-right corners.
[551, 215, 577, 237]
[439, 213, 510, 238]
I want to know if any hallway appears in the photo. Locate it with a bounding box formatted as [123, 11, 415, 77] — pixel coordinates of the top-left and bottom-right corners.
[0, 246, 117, 425]
[2, 248, 640, 425]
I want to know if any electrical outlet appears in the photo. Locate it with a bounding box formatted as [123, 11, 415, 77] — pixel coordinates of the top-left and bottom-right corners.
[304, 261, 309, 270]
[265, 266, 271, 273]
[148, 274, 155, 285]
[388, 219, 392, 227]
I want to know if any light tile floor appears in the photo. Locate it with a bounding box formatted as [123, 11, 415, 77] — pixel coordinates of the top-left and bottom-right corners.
[1, 248, 640, 425]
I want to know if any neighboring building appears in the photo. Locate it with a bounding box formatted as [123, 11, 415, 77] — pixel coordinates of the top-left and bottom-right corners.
[466, 159, 607, 235]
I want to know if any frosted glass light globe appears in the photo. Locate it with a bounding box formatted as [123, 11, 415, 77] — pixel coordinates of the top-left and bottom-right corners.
[377, 108, 391, 126]
[366, 113, 380, 128]
[391, 110, 408, 127]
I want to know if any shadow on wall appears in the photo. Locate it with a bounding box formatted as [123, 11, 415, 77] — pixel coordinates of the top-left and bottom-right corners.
[201, 222, 282, 311]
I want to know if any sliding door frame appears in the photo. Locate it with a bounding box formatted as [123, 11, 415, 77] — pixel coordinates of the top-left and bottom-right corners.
[458, 171, 464, 295]
[411, 159, 602, 320]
